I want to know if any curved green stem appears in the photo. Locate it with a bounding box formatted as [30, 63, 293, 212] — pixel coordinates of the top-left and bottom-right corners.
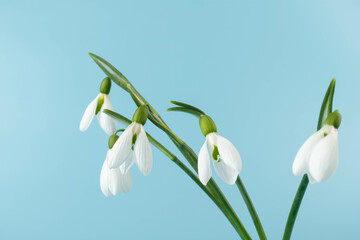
[236, 177, 267, 240]
[282, 175, 309, 240]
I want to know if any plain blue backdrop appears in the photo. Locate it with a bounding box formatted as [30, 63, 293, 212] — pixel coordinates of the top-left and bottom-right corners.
[1, 0, 359, 239]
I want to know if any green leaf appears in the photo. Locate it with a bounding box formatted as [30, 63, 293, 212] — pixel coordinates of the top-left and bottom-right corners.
[89, 53, 130, 90]
[103, 109, 131, 125]
[170, 100, 206, 115]
[166, 107, 203, 118]
[317, 78, 336, 130]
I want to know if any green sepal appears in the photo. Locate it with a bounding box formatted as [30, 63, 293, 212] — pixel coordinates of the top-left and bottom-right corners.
[100, 77, 111, 94]
[199, 115, 217, 136]
[324, 110, 341, 129]
[95, 94, 104, 115]
[132, 105, 149, 125]
[317, 78, 336, 130]
[108, 134, 119, 149]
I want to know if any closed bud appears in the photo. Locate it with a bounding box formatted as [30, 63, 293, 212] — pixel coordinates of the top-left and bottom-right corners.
[100, 77, 111, 94]
[108, 134, 119, 149]
[199, 115, 217, 136]
[325, 110, 342, 129]
[132, 105, 149, 125]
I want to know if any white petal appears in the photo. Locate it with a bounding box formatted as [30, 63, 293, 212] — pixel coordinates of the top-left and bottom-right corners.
[292, 128, 324, 176]
[216, 135, 242, 173]
[79, 95, 99, 132]
[307, 173, 317, 184]
[108, 167, 122, 196]
[134, 125, 152, 176]
[108, 123, 135, 168]
[97, 94, 117, 135]
[198, 140, 212, 185]
[212, 159, 239, 185]
[308, 128, 338, 183]
[100, 152, 112, 197]
[119, 170, 132, 193]
[119, 151, 136, 174]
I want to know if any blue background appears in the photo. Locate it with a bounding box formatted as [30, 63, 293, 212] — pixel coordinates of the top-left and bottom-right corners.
[1, 0, 359, 239]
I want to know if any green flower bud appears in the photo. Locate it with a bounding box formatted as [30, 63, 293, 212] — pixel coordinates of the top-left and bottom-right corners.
[108, 134, 119, 149]
[100, 77, 111, 94]
[199, 115, 217, 136]
[95, 94, 105, 115]
[132, 105, 149, 125]
[325, 110, 342, 129]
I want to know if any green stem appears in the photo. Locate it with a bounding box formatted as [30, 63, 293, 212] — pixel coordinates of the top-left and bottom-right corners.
[282, 175, 309, 240]
[236, 177, 267, 240]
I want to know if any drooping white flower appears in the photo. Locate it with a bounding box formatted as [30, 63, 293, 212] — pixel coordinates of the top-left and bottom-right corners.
[79, 77, 117, 135]
[292, 111, 341, 184]
[108, 106, 153, 176]
[100, 150, 132, 196]
[197, 115, 242, 185]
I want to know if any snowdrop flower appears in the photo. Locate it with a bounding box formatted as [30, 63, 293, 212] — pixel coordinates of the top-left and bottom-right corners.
[197, 115, 242, 185]
[80, 77, 117, 135]
[100, 134, 132, 196]
[109, 105, 152, 176]
[292, 110, 342, 184]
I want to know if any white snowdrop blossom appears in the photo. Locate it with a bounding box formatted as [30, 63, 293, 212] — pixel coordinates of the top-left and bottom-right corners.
[79, 77, 117, 135]
[198, 132, 242, 185]
[197, 115, 242, 185]
[100, 150, 132, 196]
[109, 106, 152, 176]
[292, 124, 339, 184]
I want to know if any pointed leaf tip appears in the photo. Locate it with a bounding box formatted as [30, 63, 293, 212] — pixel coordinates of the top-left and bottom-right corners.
[317, 78, 336, 130]
[169, 100, 206, 115]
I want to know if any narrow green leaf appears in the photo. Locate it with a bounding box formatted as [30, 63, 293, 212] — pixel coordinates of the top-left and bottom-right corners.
[317, 78, 336, 130]
[170, 100, 206, 115]
[103, 109, 131, 125]
[89, 53, 130, 90]
[167, 107, 203, 118]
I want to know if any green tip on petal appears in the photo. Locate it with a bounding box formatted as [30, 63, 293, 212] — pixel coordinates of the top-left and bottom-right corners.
[199, 115, 217, 136]
[325, 110, 342, 129]
[212, 145, 220, 162]
[95, 94, 105, 115]
[108, 134, 119, 149]
[132, 105, 149, 125]
[100, 77, 111, 94]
